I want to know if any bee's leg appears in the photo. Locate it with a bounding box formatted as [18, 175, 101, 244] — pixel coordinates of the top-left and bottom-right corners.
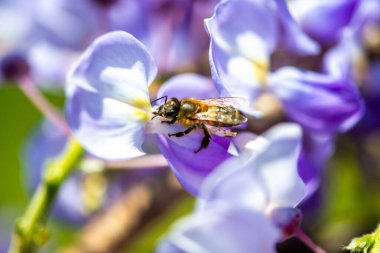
[194, 123, 211, 153]
[161, 117, 177, 124]
[168, 125, 196, 137]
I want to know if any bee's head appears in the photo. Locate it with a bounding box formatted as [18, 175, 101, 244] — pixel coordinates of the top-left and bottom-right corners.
[153, 97, 180, 119]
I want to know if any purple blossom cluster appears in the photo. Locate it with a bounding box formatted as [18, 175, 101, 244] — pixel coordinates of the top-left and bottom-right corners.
[1, 0, 379, 252]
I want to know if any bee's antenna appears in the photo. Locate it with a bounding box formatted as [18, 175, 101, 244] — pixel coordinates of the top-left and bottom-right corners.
[151, 96, 167, 104]
[151, 115, 158, 120]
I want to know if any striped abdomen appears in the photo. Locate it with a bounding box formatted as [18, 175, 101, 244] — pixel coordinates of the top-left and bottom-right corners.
[193, 105, 247, 127]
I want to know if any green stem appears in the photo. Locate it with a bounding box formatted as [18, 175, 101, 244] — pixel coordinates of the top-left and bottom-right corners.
[8, 138, 84, 253]
[372, 225, 380, 253]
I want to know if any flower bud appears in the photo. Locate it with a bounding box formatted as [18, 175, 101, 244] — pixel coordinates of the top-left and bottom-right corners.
[0, 52, 29, 82]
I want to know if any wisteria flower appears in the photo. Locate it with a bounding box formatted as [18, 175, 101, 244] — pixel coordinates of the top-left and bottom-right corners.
[0, 0, 80, 87]
[138, 0, 216, 73]
[157, 203, 281, 253]
[198, 123, 306, 214]
[33, 0, 215, 75]
[65, 31, 234, 194]
[205, 0, 363, 134]
[157, 123, 305, 253]
[289, 0, 360, 48]
[322, 0, 380, 135]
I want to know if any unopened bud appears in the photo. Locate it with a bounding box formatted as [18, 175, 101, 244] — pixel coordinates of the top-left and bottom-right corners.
[0, 52, 29, 82]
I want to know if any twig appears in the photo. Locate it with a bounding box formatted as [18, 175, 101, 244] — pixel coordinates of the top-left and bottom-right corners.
[18, 76, 71, 137]
[295, 229, 327, 253]
[60, 171, 183, 253]
[8, 138, 84, 253]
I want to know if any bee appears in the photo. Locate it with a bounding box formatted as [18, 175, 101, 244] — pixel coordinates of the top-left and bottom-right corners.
[152, 96, 248, 153]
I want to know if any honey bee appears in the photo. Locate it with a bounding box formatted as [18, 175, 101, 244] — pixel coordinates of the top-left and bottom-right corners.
[152, 96, 248, 153]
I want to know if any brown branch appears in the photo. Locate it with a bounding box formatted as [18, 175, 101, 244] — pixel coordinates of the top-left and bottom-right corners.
[59, 171, 184, 253]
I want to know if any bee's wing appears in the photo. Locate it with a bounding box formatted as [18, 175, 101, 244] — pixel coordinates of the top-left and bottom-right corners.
[199, 97, 249, 107]
[193, 105, 247, 126]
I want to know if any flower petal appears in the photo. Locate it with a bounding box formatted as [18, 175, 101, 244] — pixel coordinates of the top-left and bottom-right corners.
[157, 204, 280, 253]
[270, 67, 364, 133]
[199, 123, 306, 211]
[298, 131, 334, 199]
[156, 134, 232, 195]
[156, 74, 217, 99]
[205, 0, 277, 54]
[274, 0, 320, 55]
[67, 31, 156, 110]
[253, 123, 306, 208]
[66, 86, 147, 160]
[205, 0, 275, 103]
[289, 0, 359, 47]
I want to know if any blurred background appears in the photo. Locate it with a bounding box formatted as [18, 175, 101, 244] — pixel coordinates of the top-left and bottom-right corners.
[1, 0, 380, 252]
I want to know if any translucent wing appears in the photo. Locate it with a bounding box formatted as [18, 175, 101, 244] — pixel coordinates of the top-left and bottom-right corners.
[198, 97, 249, 107]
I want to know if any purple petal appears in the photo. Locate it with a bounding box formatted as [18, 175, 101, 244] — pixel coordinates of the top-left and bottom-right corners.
[207, 38, 264, 104]
[323, 36, 357, 80]
[66, 86, 147, 160]
[66, 31, 157, 160]
[205, 0, 277, 52]
[157, 74, 217, 99]
[349, 0, 380, 36]
[298, 131, 334, 199]
[253, 124, 306, 208]
[34, 0, 103, 49]
[157, 204, 280, 253]
[0, 0, 34, 47]
[156, 133, 232, 195]
[274, 0, 320, 55]
[28, 40, 77, 88]
[199, 124, 305, 211]
[205, 0, 276, 102]
[67, 31, 156, 109]
[290, 0, 359, 47]
[270, 67, 364, 133]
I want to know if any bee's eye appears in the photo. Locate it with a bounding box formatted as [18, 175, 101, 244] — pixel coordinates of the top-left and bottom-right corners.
[165, 108, 177, 117]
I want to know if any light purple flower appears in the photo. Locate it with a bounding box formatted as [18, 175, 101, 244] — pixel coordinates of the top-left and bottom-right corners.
[198, 123, 306, 213]
[157, 203, 280, 253]
[157, 123, 305, 253]
[323, 0, 380, 88]
[289, 0, 360, 47]
[66, 31, 157, 160]
[205, 0, 363, 133]
[0, 0, 34, 51]
[33, 0, 215, 74]
[138, 0, 216, 73]
[322, 0, 380, 135]
[65, 31, 234, 194]
[0, 0, 80, 87]
[33, 0, 144, 50]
